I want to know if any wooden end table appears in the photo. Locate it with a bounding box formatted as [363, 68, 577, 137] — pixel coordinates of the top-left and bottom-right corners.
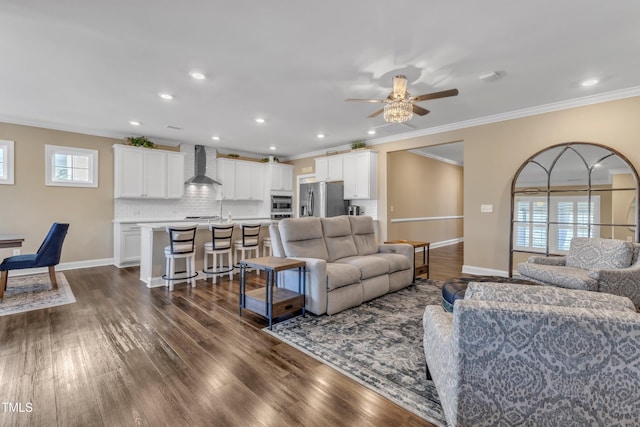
[385, 240, 430, 281]
[239, 256, 306, 329]
[0, 235, 25, 249]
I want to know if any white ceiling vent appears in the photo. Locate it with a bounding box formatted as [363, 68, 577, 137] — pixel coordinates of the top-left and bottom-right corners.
[479, 71, 504, 82]
[373, 122, 416, 135]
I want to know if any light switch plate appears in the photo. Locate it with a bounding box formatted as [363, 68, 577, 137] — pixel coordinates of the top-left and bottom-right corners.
[13, 249, 20, 256]
[480, 204, 493, 213]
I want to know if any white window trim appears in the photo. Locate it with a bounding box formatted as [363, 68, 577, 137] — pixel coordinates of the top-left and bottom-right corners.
[0, 139, 15, 185]
[45, 144, 99, 188]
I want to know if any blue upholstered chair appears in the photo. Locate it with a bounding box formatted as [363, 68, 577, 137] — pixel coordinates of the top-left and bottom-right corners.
[0, 223, 69, 301]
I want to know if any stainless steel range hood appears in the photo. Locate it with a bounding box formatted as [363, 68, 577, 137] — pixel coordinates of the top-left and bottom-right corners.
[185, 145, 222, 185]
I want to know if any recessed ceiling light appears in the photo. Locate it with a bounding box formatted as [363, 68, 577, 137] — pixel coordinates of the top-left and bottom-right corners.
[159, 93, 174, 100]
[129, 120, 141, 126]
[269, 146, 276, 150]
[255, 118, 265, 123]
[581, 78, 599, 87]
[367, 130, 376, 135]
[211, 136, 220, 141]
[189, 71, 206, 80]
[317, 133, 325, 138]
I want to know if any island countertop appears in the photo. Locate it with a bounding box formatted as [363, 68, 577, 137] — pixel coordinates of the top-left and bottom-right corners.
[138, 219, 273, 287]
[136, 218, 272, 231]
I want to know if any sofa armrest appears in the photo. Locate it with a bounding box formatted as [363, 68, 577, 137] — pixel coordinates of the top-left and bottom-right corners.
[589, 266, 640, 308]
[465, 282, 636, 312]
[378, 243, 414, 263]
[280, 257, 328, 315]
[527, 255, 566, 266]
[422, 306, 458, 427]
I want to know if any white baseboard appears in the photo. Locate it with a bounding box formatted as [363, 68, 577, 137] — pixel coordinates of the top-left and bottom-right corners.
[462, 265, 509, 277]
[414, 237, 464, 253]
[8, 258, 115, 277]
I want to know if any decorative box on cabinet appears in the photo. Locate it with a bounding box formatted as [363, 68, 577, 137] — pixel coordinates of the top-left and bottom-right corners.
[315, 156, 343, 182]
[113, 145, 185, 199]
[342, 151, 377, 200]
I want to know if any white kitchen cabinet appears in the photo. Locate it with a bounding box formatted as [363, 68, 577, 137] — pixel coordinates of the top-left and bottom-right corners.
[342, 151, 377, 200]
[235, 161, 264, 200]
[216, 158, 264, 200]
[216, 158, 236, 200]
[269, 163, 294, 191]
[167, 152, 185, 198]
[114, 145, 185, 199]
[315, 156, 343, 182]
[113, 222, 141, 267]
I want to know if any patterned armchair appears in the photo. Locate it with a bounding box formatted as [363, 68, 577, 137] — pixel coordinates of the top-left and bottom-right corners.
[423, 282, 640, 427]
[517, 237, 640, 308]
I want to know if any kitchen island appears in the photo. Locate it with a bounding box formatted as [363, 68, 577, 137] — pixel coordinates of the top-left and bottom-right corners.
[137, 219, 272, 287]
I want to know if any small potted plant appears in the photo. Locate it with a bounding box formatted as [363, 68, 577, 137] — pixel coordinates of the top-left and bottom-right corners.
[126, 136, 156, 149]
[227, 153, 240, 159]
[351, 140, 367, 150]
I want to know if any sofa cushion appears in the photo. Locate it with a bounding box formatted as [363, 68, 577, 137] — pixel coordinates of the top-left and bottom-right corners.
[517, 263, 599, 291]
[372, 252, 412, 273]
[325, 262, 361, 290]
[336, 255, 389, 279]
[321, 216, 358, 262]
[278, 217, 329, 261]
[565, 237, 633, 270]
[348, 215, 378, 256]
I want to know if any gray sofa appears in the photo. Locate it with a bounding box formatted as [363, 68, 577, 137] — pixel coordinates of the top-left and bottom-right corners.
[423, 282, 640, 426]
[269, 215, 413, 315]
[517, 237, 640, 308]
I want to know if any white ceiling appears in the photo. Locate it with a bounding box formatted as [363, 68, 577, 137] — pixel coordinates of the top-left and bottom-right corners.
[2, 1, 640, 159]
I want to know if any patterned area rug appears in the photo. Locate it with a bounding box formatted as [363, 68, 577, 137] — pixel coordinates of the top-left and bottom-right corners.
[266, 279, 447, 427]
[0, 272, 75, 316]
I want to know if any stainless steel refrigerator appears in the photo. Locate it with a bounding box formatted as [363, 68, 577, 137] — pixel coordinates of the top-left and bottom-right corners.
[299, 181, 348, 217]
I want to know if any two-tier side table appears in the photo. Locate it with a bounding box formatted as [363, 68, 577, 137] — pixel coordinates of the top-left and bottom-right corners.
[239, 256, 306, 329]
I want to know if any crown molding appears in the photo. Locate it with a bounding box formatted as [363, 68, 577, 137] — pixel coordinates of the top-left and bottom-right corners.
[363, 86, 640, 147]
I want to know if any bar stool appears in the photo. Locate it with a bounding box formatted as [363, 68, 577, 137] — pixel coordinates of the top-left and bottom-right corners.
[262, 236, 272, 257]
[163, 225, 198, 291]
[234, 224, 261, 274]
[203, 223, 234, 283]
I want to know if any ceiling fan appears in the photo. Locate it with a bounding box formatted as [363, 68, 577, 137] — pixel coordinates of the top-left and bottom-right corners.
[345, 75, 459, 123]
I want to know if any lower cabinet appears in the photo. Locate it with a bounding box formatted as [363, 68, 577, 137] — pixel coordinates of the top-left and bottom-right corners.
[114, 223, 141, 267]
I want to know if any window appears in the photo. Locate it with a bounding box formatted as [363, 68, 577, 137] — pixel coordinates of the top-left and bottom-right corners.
[514, 195, 600, 253]
[0, 139, 14, 185]
[45, 145, 98, 187]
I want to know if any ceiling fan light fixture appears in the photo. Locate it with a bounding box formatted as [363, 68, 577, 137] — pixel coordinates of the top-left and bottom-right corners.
[383, 100, 413, 123]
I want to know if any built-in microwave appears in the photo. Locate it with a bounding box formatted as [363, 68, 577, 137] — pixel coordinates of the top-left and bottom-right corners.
[271, 195, 292, 212]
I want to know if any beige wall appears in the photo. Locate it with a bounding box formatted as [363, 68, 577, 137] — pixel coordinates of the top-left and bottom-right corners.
[0, 123, 119, 263]
[289, 96, 640, 274]
[387, 150, 463, 243]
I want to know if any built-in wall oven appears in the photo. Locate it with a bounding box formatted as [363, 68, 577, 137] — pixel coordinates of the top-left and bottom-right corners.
[271, 194, 293, 220]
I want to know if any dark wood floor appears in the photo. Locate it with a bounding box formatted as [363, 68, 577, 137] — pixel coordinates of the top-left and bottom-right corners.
[0, 243, 463, 427]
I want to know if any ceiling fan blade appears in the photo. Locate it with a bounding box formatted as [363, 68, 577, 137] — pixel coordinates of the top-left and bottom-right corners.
[410, 88, 459, 102]
[412, 104, 430, 116]
[345, 98, 385, 103]
[367, 108, 384, 118]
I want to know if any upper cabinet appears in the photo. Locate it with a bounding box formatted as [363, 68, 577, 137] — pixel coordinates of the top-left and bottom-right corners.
[268, 163, 294, 191]
[342, 151, 377, 200]
[114, 145, 185, 199]
[315, 156, 343, 182]
[216, 158, 264, 200]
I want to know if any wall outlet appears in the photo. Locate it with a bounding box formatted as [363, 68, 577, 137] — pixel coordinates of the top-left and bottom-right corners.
[480, 204, 493, 213]
[13, 249, 20, 256]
